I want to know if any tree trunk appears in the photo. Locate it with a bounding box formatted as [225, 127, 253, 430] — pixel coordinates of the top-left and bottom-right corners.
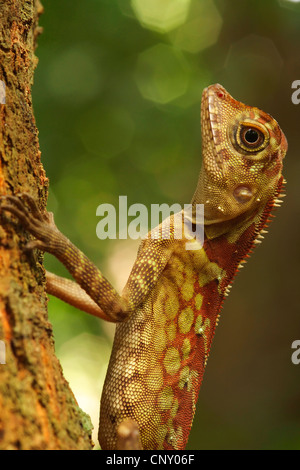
[0, 0, 93, 450]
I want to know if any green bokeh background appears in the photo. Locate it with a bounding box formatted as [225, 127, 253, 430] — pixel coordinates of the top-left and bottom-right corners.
[32, 0, 300, 449]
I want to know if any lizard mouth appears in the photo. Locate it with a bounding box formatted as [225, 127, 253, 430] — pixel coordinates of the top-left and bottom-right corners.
[201, 83, 228, 116]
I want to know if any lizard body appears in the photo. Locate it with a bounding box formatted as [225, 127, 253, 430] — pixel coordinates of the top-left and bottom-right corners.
[0, 84, 287, 450]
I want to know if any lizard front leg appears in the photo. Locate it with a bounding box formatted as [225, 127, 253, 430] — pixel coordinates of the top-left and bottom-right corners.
[0, 193, 173, 323]
[0, 194, 110, 321]
[0, 193, 127, 322]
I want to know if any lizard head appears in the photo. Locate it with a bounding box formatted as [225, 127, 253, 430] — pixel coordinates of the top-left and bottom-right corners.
[196, 83, 287, 235]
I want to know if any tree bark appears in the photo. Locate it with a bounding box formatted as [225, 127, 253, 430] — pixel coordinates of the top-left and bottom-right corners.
[0, 0, 93, 450]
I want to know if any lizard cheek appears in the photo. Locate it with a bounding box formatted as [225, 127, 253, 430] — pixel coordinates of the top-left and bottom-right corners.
[233, 185, 253, 204]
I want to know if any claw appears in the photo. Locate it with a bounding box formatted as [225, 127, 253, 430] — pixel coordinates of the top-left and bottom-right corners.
[0, 195, 27, 213]
[17, 193, 43, 220]
[0, 193, 59, 252]
[0, 203, 28, 226]
[0, 194, 46, 229]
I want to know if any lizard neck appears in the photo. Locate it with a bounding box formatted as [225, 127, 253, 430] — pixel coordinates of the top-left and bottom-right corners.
[199, 174, 285, 308]
[191, 167, 284, 242]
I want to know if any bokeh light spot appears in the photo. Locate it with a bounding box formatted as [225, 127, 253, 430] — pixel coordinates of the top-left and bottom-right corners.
[131, 0, 191, 33]
[57, 332, 113, 445]
[169, 0, 223, 54]
[279, 0, 300, 9]
[135, 44, 190, 104]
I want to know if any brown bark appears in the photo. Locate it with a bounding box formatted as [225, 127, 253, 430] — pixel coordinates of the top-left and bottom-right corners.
[0, 1, 93, 449]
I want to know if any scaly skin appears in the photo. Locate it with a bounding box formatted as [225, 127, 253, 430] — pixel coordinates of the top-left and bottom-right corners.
[0, 84, 287, 450]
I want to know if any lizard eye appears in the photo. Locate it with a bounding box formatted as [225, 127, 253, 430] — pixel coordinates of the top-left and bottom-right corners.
[236, 123, 268, 153]
[243, 128, 261, 145]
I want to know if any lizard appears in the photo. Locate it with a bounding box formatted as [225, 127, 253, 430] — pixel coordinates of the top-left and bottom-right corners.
[0, 83, 287, 450]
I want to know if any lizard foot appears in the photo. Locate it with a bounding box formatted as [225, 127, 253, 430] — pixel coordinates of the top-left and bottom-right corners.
[0, 193, 59, 252]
